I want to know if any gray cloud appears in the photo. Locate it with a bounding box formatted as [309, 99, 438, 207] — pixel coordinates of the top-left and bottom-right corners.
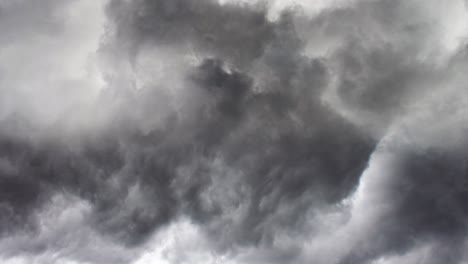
[1, 0, 468, 263]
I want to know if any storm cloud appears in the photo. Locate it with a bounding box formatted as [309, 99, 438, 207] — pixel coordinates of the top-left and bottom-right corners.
[1, 0, 468, 263]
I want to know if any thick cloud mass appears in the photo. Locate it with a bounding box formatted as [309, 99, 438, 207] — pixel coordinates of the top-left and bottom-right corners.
[1, 0, 468, 263]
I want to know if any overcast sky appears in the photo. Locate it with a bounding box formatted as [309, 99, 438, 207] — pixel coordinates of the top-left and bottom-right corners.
[1, 0, 468, 263]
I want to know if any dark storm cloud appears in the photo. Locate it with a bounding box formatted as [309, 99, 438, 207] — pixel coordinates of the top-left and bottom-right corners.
[104, 0, 275, 69]
[0, 51, 372, 248]
[1, 0, 468, 263]
[102, 1, 377, 252]
[331, 136, 468, 264]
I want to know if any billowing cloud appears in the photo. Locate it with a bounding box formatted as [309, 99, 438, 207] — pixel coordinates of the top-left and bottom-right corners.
[1, 0, 468, 263]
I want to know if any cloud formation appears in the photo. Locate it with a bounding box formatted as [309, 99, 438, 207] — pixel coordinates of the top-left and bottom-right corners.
[1, 0, 468, 263]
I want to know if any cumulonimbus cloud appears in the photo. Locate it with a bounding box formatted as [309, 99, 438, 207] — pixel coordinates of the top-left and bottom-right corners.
[1, 0, 468, 263]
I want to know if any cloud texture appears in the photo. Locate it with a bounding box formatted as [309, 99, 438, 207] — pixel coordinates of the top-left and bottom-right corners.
[1, 0, 468, 263]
